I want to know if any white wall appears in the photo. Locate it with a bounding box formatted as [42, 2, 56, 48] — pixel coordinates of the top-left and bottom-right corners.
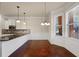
[29, 17, 49, 39]
[49, 12, 56, 40]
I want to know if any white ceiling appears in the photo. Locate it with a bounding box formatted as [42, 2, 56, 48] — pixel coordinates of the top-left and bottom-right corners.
[0, 2, 74, 17]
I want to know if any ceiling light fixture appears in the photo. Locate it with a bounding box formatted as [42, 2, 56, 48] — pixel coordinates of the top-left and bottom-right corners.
[23, 12, 26, 25]
[45, 22, 50, 25]
[41, 2, 50, 26]
[16, 6, 20, 23]
[23, 22, 26, 25]
[41, 23, 45, 26]
[41, 3, 45, 26]
[16, 20, 20, 23]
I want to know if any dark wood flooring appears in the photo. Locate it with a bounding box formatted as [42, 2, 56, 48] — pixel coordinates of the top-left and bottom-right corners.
[9, 40, 76, 57]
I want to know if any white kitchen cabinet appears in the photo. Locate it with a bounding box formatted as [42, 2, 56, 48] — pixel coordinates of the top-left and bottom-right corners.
[4, 19, 16, 29]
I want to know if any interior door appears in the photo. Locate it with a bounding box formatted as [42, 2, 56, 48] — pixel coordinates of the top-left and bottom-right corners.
[58, 16, 62, 35]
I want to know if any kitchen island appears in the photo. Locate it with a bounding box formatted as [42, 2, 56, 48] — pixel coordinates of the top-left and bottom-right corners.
[0, 34, 14, 41]
[0, 33, 30, 57]
[0, 34, 28, 41]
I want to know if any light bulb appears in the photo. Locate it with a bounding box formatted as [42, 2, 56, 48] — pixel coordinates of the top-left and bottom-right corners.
[45, 23, 50, 26]
[16, 20, 20, 23]
[23, 22, 26, 25]
[47, 23, 50, 26]
[45, 22, 48, 25]
[41, 23, 45, 26]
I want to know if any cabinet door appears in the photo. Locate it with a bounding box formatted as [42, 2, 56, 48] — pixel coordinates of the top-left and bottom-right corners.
[5, 19, 16, 29]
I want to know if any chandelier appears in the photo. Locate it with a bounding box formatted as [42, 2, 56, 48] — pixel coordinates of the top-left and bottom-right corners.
[41, 2, 50, 26]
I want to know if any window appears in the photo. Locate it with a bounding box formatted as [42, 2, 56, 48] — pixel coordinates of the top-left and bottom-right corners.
[67, 7, 79, 39]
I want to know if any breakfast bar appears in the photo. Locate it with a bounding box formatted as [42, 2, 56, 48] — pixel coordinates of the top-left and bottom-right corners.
[1, 34, 30, 57]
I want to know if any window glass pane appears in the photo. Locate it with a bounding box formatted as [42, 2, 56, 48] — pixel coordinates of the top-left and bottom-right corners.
[68, 8, 79, 39]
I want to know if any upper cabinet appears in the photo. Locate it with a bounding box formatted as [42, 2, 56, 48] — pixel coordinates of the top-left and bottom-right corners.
[0, 16, 31, 30]
[3, 18, 27, 29]
[4, 19, 16, 29]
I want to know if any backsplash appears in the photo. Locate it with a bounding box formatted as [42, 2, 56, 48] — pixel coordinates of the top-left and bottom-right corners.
[2, 29, 30, 34]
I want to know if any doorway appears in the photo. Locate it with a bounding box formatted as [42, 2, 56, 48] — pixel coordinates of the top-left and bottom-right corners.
[56, 16, 62, 36]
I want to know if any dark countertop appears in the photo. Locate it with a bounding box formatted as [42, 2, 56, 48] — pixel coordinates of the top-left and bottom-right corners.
[1, 29, 30, 41]
[0, 33, 28, 41]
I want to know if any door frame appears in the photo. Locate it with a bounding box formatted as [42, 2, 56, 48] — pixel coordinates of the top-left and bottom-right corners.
[54, 13, 64, 37]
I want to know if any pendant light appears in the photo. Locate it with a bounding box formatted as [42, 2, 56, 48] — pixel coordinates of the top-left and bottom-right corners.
[16, 6, 20, 23]
[44, 2, 50, 26]
[23, 12, 26, 25]
[41, 2, 50, 26]
[41, 2, 45, 26]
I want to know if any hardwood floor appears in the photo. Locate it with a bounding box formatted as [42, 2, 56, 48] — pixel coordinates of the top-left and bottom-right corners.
[9, 40, 76, 57]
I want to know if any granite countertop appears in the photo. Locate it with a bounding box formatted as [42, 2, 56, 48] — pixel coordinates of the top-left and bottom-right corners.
[0, 34, 14, 37]
[0, 33, 28, 41]
[0, 34, 14, 41]
[0, 29, 30, 41]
